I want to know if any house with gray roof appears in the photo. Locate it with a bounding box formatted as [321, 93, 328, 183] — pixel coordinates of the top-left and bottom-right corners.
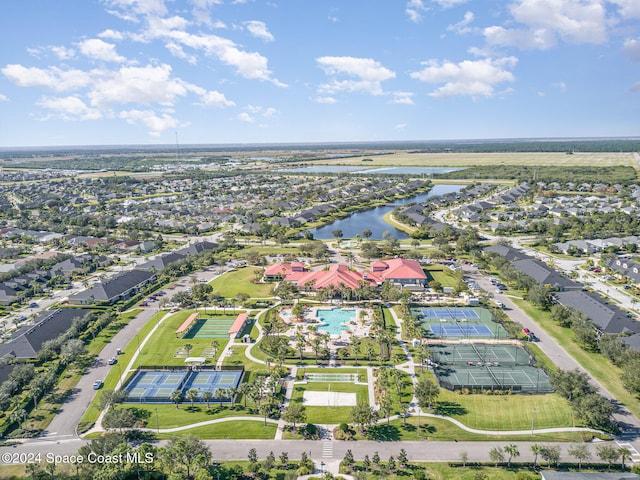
[511, 258, 581, 291]
[0, 309, 93, 360]
[68, 269, 156, 305]
[554, 290, 640, 335]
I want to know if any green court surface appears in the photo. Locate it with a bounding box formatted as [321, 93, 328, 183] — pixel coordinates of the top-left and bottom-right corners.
[183, 317, 235, 338]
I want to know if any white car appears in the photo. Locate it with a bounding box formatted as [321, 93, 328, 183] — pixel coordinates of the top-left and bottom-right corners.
[92, 380, 103, 390]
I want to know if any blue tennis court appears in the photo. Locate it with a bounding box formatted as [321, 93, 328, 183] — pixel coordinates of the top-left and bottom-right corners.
[429, 324, 493, 337]
[124, 370, 189, 402]
[182, 371, 243, 402]
[422, 307, 479, 319]
[123, 369, 243, 403]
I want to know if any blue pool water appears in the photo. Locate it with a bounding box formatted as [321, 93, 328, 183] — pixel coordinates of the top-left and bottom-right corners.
[315, 308, 356, 336]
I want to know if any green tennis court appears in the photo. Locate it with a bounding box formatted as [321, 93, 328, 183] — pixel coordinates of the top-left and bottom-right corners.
[435, 364, 553, 393]
[430, 343, 532, 366]
[182, 317, 235, 338]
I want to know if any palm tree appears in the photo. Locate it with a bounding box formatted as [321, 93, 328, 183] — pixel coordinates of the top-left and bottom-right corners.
[185, 388, 199, 408]
[170, 390, 183, 409]
[530, 444, 542, 468]
[619, 447, 632, 470]
[504, 444, 519, 467]
[202, 390, 213, 409]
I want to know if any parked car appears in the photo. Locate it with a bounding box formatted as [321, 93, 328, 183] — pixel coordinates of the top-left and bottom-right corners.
[139, 301, 149, 306]
[29, 302, 38, 308]
[92, 380, 103, 390]
[523, 328, 531, 335]
[107, 357, 117, 365]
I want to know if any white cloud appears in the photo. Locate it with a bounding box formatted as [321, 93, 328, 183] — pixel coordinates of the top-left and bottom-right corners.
[88, 64, 188, 108]
[554, 81, 567, 92]
[0, 94, 8, 102]
[390, 92, 415, 105]
[2, 65, 93, 92]
[98, 29, 124, 40]
[244, 20, 274, 42]
[623, 38, 640, 62]
[314, 96, 337, 104]
[165, 31, 286, 86]
[103, 0, 168, 22]
[631, 82, 640, 92]
[610, 0, 640, 19]
[432, 0, 469, 7]
[237, 112, 254, 122]
[316, 56, 396, 96]
[406, 0, 428, 23]
[484, 0, 608, 49]
[410, 56, 518, 98]
[37, 95, 102, 120]
[77, 39, 126, 62]
[119, 108, 178, 136]
[394, 123, 407, 130]
[165, 42, 198, 63]
[199, 90, 235, 107]
[447, 11, 474, 34]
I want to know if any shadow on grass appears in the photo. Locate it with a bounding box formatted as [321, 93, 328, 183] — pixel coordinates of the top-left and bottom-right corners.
[365, 424, 401, 441]
[433, 401, 467, 417]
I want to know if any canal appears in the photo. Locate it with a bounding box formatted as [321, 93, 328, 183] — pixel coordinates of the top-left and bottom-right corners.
[311, 184, 463, 240]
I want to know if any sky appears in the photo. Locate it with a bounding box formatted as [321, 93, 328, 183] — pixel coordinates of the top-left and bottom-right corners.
[0, 0, 639, 147]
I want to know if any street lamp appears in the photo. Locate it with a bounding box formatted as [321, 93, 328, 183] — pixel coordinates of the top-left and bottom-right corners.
[531, 407, 538, 435]
[155, 408, 159, 433]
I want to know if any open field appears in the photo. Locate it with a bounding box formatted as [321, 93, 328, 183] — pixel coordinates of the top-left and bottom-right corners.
[210, 267, 274, 298]
[305, 151, 637, 168]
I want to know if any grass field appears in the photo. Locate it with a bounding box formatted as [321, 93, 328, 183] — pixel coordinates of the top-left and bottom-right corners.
[210, 267, 274, 298]
[306, 151, 637, 168]
[421, 371, 575, 431]
[290, 370, 369, 424]
[154, 420, 276, 439]
[134, 310, 231, 367]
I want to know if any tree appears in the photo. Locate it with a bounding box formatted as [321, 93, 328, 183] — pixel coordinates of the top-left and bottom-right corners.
[163, 436, 211, 479]
[540, 445, 561, 468]
[202, 390, 213, 409]
[170, 390, 183, 408]
[279, 451, 289, 468]
[185, 388, 200, 408]
[102, 407, 136, 433]
[415, 377, 439, 410]
[530, 443, 542, 468]
[60, 338, 87, 364]
[489, 446, 505, 467]
[527, 283, 551, 309]
[619, 447, 632, 470]
[350, 401, 378, 432]
[332, 229, 344, 240]
[362, 229, 372, 239]
[380, 392, 393, 425]
[282, 404, 306, 430]
[248, 448, 258, 463]
[551, 369, 594, 402]
[398, 449, 408, 469]
[504, 444, 519, 467]
[596, 444, 620, 470]
[568, 443, 592, 469]
[573, 393, 615, 429]
[343, 450, 355, 472]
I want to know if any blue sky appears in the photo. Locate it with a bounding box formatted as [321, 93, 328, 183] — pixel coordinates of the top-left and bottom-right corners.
[0, 0, 639, 147]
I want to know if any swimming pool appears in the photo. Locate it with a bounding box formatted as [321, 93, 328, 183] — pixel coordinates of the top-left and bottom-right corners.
[315, 308, 356, 336]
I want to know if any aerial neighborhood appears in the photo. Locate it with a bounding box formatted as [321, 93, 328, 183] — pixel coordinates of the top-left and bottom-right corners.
[1, 143, 640, 479]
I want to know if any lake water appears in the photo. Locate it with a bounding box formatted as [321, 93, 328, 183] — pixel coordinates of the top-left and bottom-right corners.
[311, 184, 463, 240]
[280, 166, 463, 175]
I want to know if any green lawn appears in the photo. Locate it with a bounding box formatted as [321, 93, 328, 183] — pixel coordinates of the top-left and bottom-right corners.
[154, 420, 276, 439]
[120, 403, 261, 429]
[134, 310, 230, 367]
[359, 416, 596, 442]
[210, 267, 274, 298]
[421, 371, 574, 431]
[290, 379, 369, 424]
[511, 297, 640, 419]
[426, 266, 459, 288]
